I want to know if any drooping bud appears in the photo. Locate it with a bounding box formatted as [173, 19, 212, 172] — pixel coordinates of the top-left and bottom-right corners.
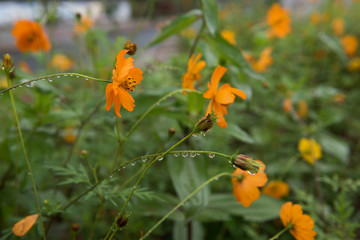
[232, 154, 263, 174]
[195, 113, 217, 133]
[124, 40, 137, 55]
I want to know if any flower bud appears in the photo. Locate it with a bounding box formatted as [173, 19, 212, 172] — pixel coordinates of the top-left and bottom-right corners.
[195, 113, 216, 133]
[72, 223, 79, 232]
[75, 12, 82, 22]
[2, 54, 13, 71]
[232, 154, 262, 174]
[124, 40, 137, 55]
[117, 215, 129, 228]
[168, 128, 176, 138]
[80, 149, 88, 157]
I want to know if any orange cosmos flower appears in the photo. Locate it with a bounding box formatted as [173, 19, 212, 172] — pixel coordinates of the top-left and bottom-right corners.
[182, 54, 206, 94]
[267, 3, 291, 38]
[11, 20, 51, 52]
[262, 180, 289, 199]
[332, 18, 344, 36]
[231, 160, 268, 207]
[283, 98, 292, 113]
[74, 16, 94, 34]
[203, 66, 246, 128]
[341, 35, 358, 57]
[51, 54, 74, 71]
[105, 50, 143, 118]
[280, 202, 316, 240]
[221, 30, 236, 45]
[243, 47, 273, 73]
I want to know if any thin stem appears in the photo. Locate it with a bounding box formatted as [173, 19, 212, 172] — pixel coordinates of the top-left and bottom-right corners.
[104, 130, 197, 240]
[188, 21, 205, 58]
[89, 198, 105, 240]
[268, 227, 289, 240]
[140, 172, 233, 240]
[7, 78, 46, 239]
[0, 72, 110, 94]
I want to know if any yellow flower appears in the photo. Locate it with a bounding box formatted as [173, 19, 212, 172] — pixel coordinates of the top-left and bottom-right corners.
[298, 138, 322, 164]
[341, 35, 358, 57]
[51, 54, 73, 71]
[332, 18, 344, 36]
[262, 180, 289, 199]
[221, 30, 236, 45]
[347, 57, 360, 72]
[243, 47, 273, 73]
[267, 3, 291, 38]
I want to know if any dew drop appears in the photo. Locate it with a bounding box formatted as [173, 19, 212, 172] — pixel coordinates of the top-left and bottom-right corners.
[208, 153, 215, 158]
[70, 74, 73, 77]
[76, 75, 79, 78]
[48, 79, 53, 82]
[117, 169, 121, 173]
[56, 75, 61, 78]
[131, 161, 136, 166]
[141, 157, 147, 162]
[196, 152, 200, 156]
[85, 78, 89, 81]
[202, 132, 206, 136]
[109, 175, 113, 179]
[192, 133, 197, 137]
[27, 172, 32, 176]
[232, 164, 237, 168]
[25, 82, 33, 87]
[0, 92, 3, 95]
[158, 156, 164, 161]
[190, 152, 196, 158]
[215, 177, 219, 181]
[122, 166, 126, 169]
[64, 74, 68, 77]
[247, 170, 256, 175]
[173, 152, 179, 157]
[182, 152, 188, 158]
[19, 85, 23, 88]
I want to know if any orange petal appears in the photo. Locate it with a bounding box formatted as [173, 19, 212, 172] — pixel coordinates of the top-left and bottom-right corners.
[205, 100, 214, 115]
[114, 50, 134, 80]
[203, 83, 214, 99]
[113, 94, 122, 118]
[12, 214, 39, 237]
[210, 66, 227, 92]
[128, 67, 143, 84]
[230, 87, 247, 100]
[233, 180, 261, 207]
[105, 83, 114, 111]
[216, 84, 236, 105]
[118, 87, 135, 112]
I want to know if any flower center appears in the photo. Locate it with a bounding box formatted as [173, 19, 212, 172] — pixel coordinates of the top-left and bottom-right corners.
[120, 76, 137, 92]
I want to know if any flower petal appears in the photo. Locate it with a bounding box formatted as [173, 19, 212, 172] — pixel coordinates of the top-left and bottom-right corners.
[105, 83, 114, 111]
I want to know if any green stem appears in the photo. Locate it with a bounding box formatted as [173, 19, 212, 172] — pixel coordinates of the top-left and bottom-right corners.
[268, 227, 289, 240]
[104, 130, 196, 240]
[0, 72, 110, 94]
[89, 198, 105, 240]
[140, 172, 233, 240]
[188, 20, 205, 58]
[7, 78, 46, 239]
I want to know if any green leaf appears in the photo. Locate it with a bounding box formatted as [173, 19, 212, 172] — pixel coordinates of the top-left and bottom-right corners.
[149, 9, 202, 46]
[223, 123, 255, 144]
[318, 33, 347, 63]
[317, 132, 350, 164]
[173, 220, 204, 240]
[201, 0, 218, 35]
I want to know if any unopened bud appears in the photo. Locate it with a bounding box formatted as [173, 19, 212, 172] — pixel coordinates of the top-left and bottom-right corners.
[232, 154, 262, 174]
[124, 40, 137, 55]
[262, 81, 269, 88]
[168, 128, 176, 138]
[2, 54, 13, 71]
[72, 223, 79, 232]
[195, 113, 216, 133]
[80, 149, 88, 157]
[117, 215, 129, 228]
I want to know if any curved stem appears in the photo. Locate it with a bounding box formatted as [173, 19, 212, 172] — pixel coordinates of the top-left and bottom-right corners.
[7, 78, 46, 239]
[0, 72, 111, 94]
[268, 227, 289, 240]
[104, 130, 196, 240]
[140, 172, 233, 240]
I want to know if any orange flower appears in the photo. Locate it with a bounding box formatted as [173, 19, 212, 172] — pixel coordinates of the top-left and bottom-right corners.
[332, 18, 344, 36]
[283, 98, 292, 113]
[51, 54, 73, 71]
[280, 202, 316, 240]
[231, 161, 268, 207]
[74, 16, 93, 34]
[262, 180, 289, 199]
[296, 100, 308, 118]
[203, 66, 246, 128]
[243, 47, 273, 73]
[18, 61, 32, 74]
[347, 57, 360, 72]
[105, 50, 143, 118]
[267, 3, 291, 38]
[341, 35, 358, 57]
[221, 30, 236, 45]
[11, 20, 51, 52]
[182, 54, 206, 94]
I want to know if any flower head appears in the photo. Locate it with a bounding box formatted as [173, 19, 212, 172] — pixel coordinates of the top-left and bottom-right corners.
[280, 202, 316, 240]
[11, 20, 51, 52]
[51, 54, 73, 71]
[105, 50, 143, 118]
[203, 66, 246, 128]
[267, 3, 291, 38]
[341, 35, 358, 57]
[262, 180, 289, 199]
[231, 160, 268, 207]
[182, 54, 206, 94]
[332, 18, 344, 36]
[243, 47, 273, 73]
[221, 30, 236, 45]
[298, 138, 322, 164]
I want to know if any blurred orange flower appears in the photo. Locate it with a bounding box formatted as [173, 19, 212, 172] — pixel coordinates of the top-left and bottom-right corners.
[182, 54, 206, 94]
[105, 50, 143, 118]
[332, 93, 346, 104]
[243, 47, 273, 73]
[296, 100, 308, 118]
[11, 20, 51, 52]
[332, 18, 344, 36]
[341, 35, 358, 57]
[74, 16, 93, 34]
[280, 202, 316, 240]
[18, 61, 32, 74]
[12, 214, 39, 237]
[298, 138, 322, 164]
[262, 180, 289, 199]
[51, 54, 74, 71]
[347, 57, 360, 72]
[63, 127, 77, 144]
[267, 3, 291, 38]
[310, 12, 330, 25]
[203, 66, 246, 128]
[283, 98, 292, 113]
[221, 30, 236, 45]
[231, 160, 268, 207]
